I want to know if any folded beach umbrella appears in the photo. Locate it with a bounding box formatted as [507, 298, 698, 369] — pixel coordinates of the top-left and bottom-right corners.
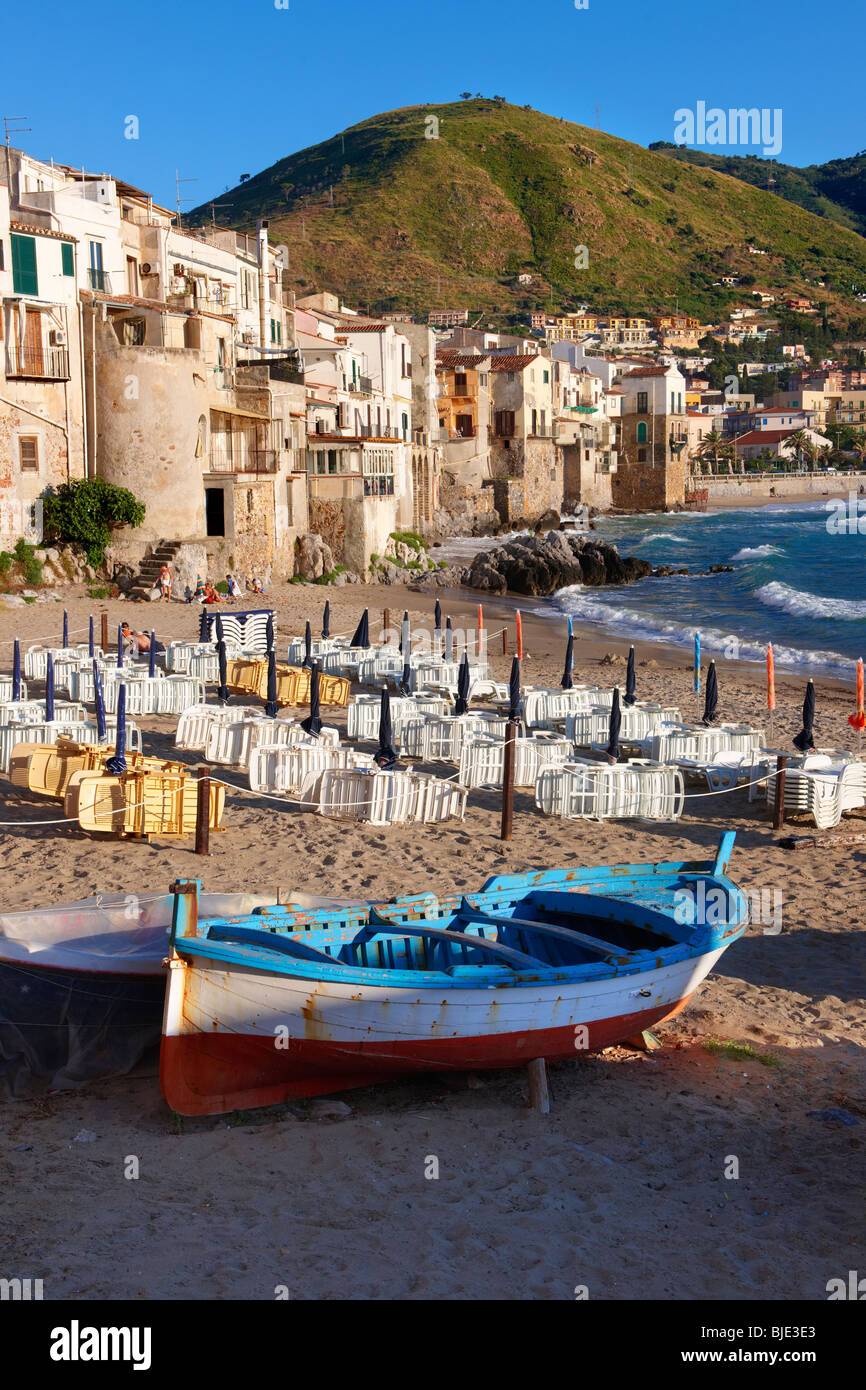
[45, 653, 55, 723]
[398, 655, 412, 697]
[264, 648, 279, 720]
[12, 639, 21, 702]
[88, 615, 95, 658]
[217, 638, 229, 704]
[624, 645, 636, 706]
[117, 623, 124, 670]
[702, 660, 719, 725]
[605, 686, 621, 763]
[848, 658, 865, 732]
[93, 660, 107, 741]
[434, 599, 442, 632]
[322, 600, 330, 640]
[507, 656, 521, 722]
[148, 630, 156, 679]
[444, 616, 454, 663]
[301, 661, 322, 737]
[561, 629, 574, 691]
[215, 612, 224, 646]
[694, 632, 701, 695]
[62, 610, 68, 648]
[266, 612, 275, 654]
[793, 680, 816, 753]
[400, 610, 410, 657]
[198, 607, 209, 642]
[351, 609, 369, 648]
[106, 683, 127, 773]
[302, 620, 313, 669]
[373, 686, 397, 768]
[454, 651, 471, 717]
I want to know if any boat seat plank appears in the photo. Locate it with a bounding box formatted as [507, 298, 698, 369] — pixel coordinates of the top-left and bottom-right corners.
[206, 924, 340, 967]
[458, 902, 634, 962]
[364, 909, 551, 971]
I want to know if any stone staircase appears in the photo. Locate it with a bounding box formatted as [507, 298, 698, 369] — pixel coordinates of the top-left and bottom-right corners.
[128, 540, 183, 600]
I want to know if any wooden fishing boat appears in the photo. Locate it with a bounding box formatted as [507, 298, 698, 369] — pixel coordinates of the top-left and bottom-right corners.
[160, 832, 748, 1116]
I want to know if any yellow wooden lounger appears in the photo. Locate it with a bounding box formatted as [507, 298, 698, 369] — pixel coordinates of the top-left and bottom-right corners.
[226, 658, 266, 695]
[16, 741, 190, 800]
[71, 768, 225, 839]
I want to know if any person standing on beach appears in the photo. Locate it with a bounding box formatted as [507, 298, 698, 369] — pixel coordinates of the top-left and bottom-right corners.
[158, 564, 172, 603]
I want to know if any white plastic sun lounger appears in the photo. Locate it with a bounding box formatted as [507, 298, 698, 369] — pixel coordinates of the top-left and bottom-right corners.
[0, 678, 29, 702]
[522, 685, 607, 730]
[762, 753, 866, 829]
[249, 742, 375, 795]
[535, 758, 685, 822]
[458, 732, 574, 790]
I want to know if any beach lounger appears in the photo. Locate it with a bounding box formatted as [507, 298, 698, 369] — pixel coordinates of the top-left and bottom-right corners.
[536, 758, 685, 822]
[67, 767, 225, 839]
[762, 753, 866, 828]
[421, 712, 509, 764]
[459, 731, 574, 790]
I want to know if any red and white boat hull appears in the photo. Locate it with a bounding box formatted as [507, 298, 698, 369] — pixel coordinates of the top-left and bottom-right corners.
[160, 948, 725, 1114]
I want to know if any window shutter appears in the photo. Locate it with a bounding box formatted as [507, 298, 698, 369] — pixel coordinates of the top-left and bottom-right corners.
[11, 235, 38, 296]
[61, 242, 74, 276]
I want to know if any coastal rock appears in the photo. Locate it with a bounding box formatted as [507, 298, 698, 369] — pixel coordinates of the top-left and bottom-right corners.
[462, 532, 652, 598]
[294, 533, 334, 582]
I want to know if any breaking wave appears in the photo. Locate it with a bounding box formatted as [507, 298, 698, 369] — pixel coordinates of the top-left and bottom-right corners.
[756, 581, 866, 621]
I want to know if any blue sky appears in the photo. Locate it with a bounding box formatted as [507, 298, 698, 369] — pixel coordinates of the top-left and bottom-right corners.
[5, 0, 863, 211]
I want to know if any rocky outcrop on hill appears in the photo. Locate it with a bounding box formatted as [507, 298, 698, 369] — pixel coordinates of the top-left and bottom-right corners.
[461, 531, 653, 597]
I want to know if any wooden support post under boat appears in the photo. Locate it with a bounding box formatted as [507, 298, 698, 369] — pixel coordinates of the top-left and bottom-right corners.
[625, 1029, 662, 1052]
[772, 755, 787, 831]
[527, 1058, 550, 1114]
[500, 719, 517, 841]
[100, 612, 109, 653]
[195, 766, 210, 856]
[502, 627, 508, 656]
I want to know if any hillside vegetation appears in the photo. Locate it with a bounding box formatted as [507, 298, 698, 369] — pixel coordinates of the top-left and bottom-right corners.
[191, 100, 866, 326]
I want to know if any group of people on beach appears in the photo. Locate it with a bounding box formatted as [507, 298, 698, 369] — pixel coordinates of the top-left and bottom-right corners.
[151, 563, 268, 604]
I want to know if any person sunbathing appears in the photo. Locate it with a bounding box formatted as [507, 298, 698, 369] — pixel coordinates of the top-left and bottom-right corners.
[203, 583, 221, 604]
[121, 622, 152, 657]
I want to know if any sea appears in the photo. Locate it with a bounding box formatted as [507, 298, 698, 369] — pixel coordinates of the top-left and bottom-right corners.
[439, 496, 866, 680]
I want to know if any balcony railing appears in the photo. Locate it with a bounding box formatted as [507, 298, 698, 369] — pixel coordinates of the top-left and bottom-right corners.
[209, 448, 278, 475]
[87, 268, 113, 293]
[5, 344, 70, 380]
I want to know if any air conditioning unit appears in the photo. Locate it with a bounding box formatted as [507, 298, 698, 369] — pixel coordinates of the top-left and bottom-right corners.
[241, 331, 255, 344]
[49, 329, 67, 347]
[140, 262, 155, 277]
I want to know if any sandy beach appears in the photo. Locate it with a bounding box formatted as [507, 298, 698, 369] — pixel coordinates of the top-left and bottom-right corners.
[1, 582, 864, 1301]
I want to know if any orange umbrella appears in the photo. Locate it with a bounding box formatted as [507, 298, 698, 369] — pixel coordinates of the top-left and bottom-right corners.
[516, 610, 523, 661]
[848, 658, 865, 731]
[477, 604, 483, 635]
[766, 644, 776, 711]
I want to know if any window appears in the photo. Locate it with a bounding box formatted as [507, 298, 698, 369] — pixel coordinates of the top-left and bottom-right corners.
[19, 437, 39, 470]
[89, 241, 105, 291]
[495, 410, 515, 437]
[454, 372, 468, 392]
[61, 243, 74, 277]
[11, 234, 38, 296]
[637, 421, 648, 443]
[543, 370, 549, 384]
[637, 447, 647, 462]
[217, 339, 225, 372]
[636, 391, 648, 414]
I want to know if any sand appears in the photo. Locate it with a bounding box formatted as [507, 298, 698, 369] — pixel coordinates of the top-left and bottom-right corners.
[1, 583, 864, 1301]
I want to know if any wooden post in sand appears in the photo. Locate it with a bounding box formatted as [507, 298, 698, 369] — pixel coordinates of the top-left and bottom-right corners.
[502, 627, 508, 656]
[195, 766, 211, 856]
[383, 608, 390, 643]
[500, 719, 517, 841]
[527, 1058, 550, 1114]
[772, 755, 787, 832]
[100, 612, 109, 653]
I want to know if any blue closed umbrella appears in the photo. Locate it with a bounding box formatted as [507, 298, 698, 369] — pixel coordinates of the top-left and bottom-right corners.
[302, 620, 312, 669]
[507, 656, 521, 722]
[454, 651, 470, 717]
[93, 660, 107, 740]
[62, 610, 68, 648]
[301, 662, 322, 737]
[624, 646, 636, 706]
[148, 630, 156, 679]
[605, 687, 621, 763]
[399, 657, 412, 697]
[215, 612, 224, 646]
[445, 616, 454, 663]
[264, 648, 278, 719]
[351, 609, 369, 648]
[117, 624, 124, 670]
[45, 652, 55, 723]
[12, 639, 21, 702]
[374, 687, 398, 768]
[106, 684, 127, 773]
[702, 661, 719, 725]
[322, 601, 330, 640]
[217, 639, 229, 703]
[561, 631, 574, 690]
[400, 610, 409, 657]
[266, 612, 275, 653]
[88, 615, 95, 658]
[434, 599, 442, 631]
[199, 607, 209, 642]
[694, 632, 701, 694]
[793, 680, 816, 753]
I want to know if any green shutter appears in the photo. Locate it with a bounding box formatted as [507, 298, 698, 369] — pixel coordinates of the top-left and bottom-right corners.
[11, 235, 38, 296]
[61, 242, 74, 276]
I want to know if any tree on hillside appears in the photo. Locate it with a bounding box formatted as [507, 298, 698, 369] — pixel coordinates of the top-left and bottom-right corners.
[460, 92, 472, 100]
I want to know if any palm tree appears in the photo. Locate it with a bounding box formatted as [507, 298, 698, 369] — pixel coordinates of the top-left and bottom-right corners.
[853, 436, 866, 471]
[784, 429, 811, 470]
[695, 429, 735, 475]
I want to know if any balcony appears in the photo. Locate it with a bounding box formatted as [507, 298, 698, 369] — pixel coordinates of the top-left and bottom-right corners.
[209, 448, 279, 475]
[363, 475, 395, 497]
[5, 344, 70, 380]
[87, 268, 113, 293]
[347, 375, 374, 395]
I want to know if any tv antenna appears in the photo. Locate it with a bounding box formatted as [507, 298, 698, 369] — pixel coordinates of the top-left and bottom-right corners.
[3, 114, 30, 187]
[175, 168, 199, 229]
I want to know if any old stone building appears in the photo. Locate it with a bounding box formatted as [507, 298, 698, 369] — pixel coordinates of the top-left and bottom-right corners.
[612, 364, 689, 510]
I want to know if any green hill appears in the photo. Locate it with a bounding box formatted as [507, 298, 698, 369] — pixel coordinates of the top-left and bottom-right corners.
[190, 100, 866, 327]
[650, 143, 866, 240]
